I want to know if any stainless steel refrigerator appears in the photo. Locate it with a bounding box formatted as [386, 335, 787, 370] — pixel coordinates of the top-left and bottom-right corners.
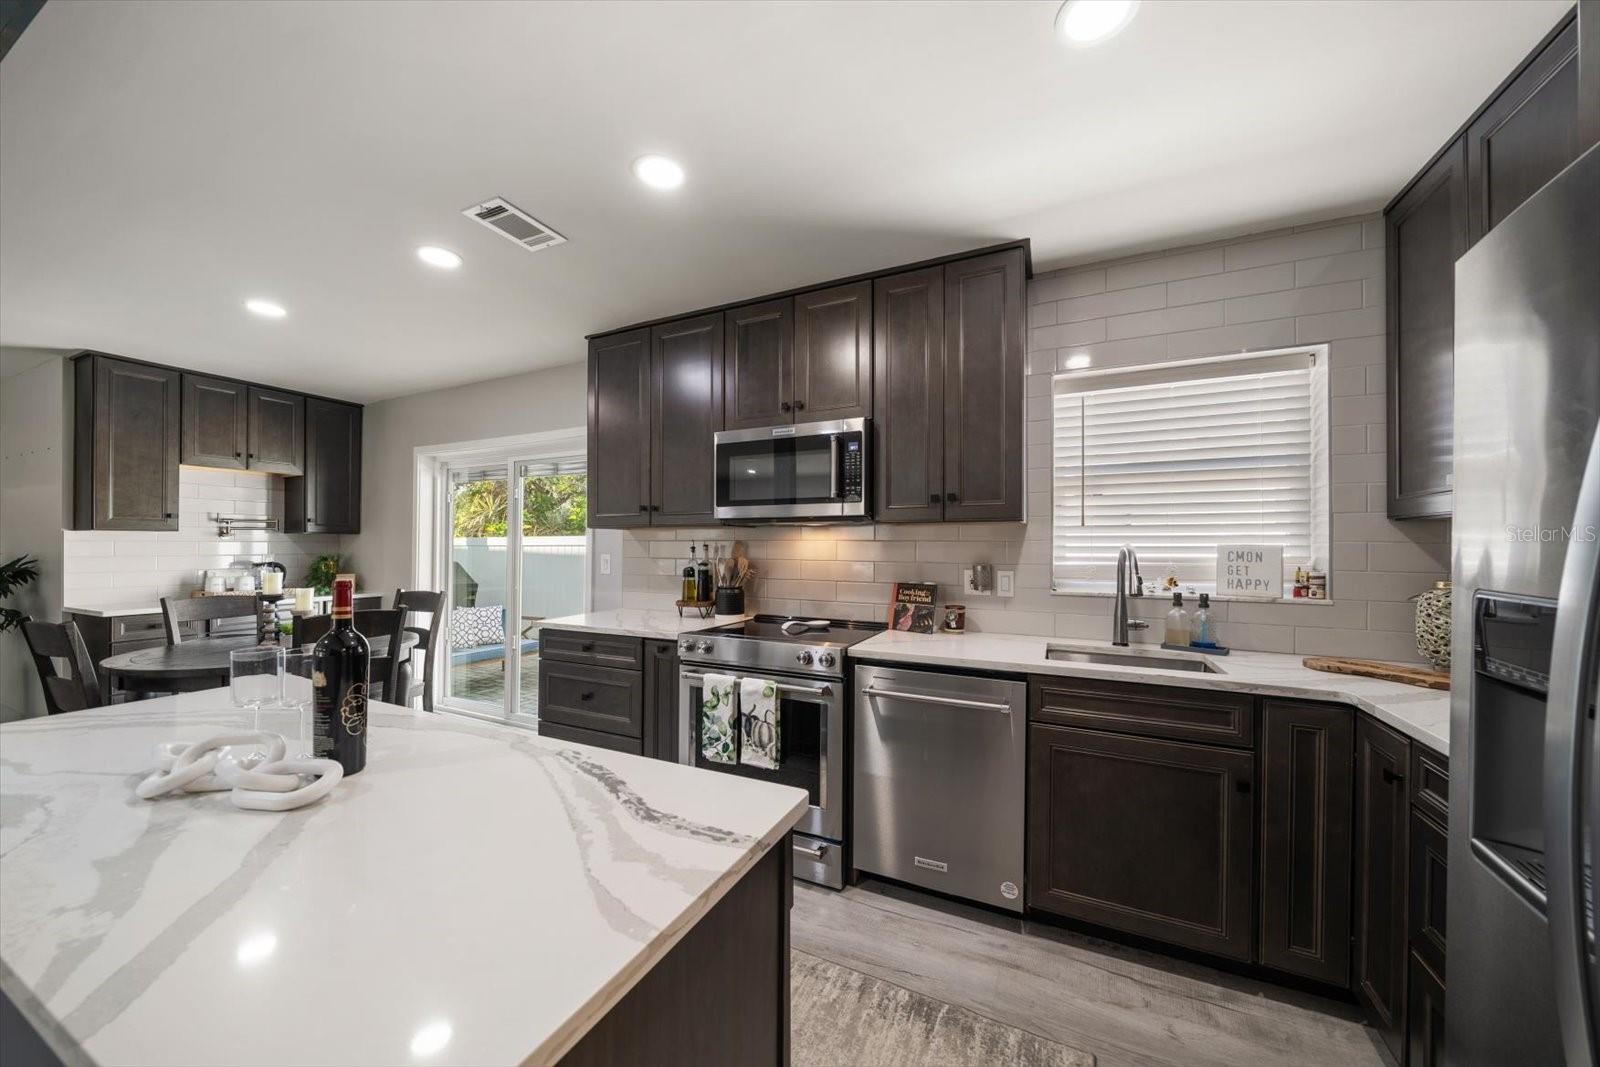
[1448, 142, 1600, 1064]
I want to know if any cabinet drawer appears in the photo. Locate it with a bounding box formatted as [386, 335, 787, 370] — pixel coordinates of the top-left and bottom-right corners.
[539, 628, 644, 670]
[110, 613, 166, 645]
[1410, 807, 1448, 978]
[1029, 675, 1254, 748]
[538, 659, 644, 738]
[1411, 746, 1449, 826]
[538, 719, 645, 757]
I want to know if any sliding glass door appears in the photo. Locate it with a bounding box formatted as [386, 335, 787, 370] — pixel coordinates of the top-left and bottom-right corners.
[436, 449, 587, 723]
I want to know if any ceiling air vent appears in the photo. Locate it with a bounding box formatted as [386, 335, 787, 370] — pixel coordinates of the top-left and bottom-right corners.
[461, 197, 567, 253]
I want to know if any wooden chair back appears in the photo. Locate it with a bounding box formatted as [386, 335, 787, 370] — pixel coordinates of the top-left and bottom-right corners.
[161, 595, 262, 644]
[291, 609, 407, 702]
[21, 618, 104, 714]
[393, 589, 445, 710]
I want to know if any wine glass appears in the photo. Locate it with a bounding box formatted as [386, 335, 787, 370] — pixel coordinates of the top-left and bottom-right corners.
[273, 649, 316, 758]
[230, 647, 284, 728]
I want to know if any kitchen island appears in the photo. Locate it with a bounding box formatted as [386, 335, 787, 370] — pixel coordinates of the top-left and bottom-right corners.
[0, 693, 807, 1066]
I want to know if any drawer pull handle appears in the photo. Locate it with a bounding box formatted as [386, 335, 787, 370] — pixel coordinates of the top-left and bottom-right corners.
[579, 691, 594, 701]
[580, 642, 594, 652]
[1382, 768, 1405, 785]
[793, 841, 828, 858]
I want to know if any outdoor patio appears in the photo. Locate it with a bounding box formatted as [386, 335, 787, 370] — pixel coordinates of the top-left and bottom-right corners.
[449, 649, 541, 710]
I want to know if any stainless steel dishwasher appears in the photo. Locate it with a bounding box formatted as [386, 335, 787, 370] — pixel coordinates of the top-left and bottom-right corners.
[853, 663, 1027, 912]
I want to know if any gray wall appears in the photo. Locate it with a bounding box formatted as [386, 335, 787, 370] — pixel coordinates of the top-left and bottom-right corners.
[0, 349, 71, 720]
[346, 360, 593, 597]
[620, 214, 1449, 662]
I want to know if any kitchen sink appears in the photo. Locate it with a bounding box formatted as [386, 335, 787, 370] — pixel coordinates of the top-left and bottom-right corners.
[1044, 645, 1221, 673]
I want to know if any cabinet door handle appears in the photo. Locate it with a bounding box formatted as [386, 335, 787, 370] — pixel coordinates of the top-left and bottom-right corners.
[639, 504, 649, 512]
[1236, 780, 1252, 794]
[780, 401, 792, 413]
[794, 400, 805, 411]
[946, 492, 959, 503]
[1382, 768, 1406, 785]
[163, 512, 174, 520]
[580, 642, 594, 652]
[235, 451, 243, 459]
[579, 691, 594, 701]
[929, 493, 941, 504]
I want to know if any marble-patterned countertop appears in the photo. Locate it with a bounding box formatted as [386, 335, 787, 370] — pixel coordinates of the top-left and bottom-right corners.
[537, 609, 748, 641]
[62, 602, 164, 618]
[0, 694, 807, 1066]
[850, 630, 1450, 756]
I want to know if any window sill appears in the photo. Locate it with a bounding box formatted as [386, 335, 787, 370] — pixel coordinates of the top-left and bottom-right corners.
[1050, 585, 1335, 606]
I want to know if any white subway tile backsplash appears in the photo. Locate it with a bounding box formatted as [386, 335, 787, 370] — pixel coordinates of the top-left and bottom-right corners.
[1166, 262, 1294, 307]
[1103, 247, 1225, 291]
[1224, 279, 1363, 325]
[1294, 248, 1384, 287]
[1223, 223, 1363, 271]
[1106, 300, 1224, 341]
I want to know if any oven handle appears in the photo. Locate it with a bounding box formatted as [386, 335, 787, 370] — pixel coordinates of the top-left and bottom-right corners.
[793, 840, 829, 858]
[860, 686, 1012, 714]
[829, 435, 841, 499]
[680, 671, 834, 699]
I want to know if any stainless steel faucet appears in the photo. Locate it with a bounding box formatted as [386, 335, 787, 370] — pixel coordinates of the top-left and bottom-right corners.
[1112, 544, 1148, 647]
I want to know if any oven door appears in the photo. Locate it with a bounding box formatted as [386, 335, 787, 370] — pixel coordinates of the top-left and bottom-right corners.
[714, 418, 867, 521]
[678, 667, 843, 842]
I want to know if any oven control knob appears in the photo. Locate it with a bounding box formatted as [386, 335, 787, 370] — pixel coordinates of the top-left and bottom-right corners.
[796, 650, 814, 666]
[817, 652, 837, 669]
[696, 641, 713, 654]
[679, 640, 694, 654]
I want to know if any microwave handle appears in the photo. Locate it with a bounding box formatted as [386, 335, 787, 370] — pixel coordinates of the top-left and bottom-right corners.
[829, 435, 841, 499]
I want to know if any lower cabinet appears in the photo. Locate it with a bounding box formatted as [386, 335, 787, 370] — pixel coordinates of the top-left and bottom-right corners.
[1406, 949, 1447, 1067]
[643, 640, 680, 762]
[1353, 715, 1412, 1062]
[1258, 700, 1354, 985]
[537, 629, 680, 764]
[1026, 721, 1255, 961]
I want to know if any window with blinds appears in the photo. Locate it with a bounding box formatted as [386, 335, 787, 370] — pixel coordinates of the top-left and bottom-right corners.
[1052, 349, 1329, 596]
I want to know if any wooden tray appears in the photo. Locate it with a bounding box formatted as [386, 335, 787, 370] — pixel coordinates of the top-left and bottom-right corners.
[675, 599, 716, 619]
[1302, 656, 1450, 691]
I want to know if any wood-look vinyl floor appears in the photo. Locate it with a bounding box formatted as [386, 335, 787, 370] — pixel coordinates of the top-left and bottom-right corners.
[792, 878, 1390, 1067]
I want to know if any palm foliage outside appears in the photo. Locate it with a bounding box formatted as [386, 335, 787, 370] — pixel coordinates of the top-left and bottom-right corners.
[453, 475, 587, 537]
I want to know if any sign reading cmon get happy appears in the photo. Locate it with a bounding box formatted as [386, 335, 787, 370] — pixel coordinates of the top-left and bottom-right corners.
[1217, 545, 1284, 599]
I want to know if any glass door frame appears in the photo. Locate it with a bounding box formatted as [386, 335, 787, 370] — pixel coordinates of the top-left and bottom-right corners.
[419, 428, 588, 726]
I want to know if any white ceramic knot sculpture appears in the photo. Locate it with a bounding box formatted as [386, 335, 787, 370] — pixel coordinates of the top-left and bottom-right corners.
[137, 732, 343, 811]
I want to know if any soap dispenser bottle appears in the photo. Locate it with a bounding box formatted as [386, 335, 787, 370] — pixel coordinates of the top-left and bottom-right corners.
[1165, 592, 1189, 647]
[1192, 593, 1214, 647]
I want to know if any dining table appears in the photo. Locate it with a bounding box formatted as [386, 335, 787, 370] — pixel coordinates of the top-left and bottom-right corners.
[100, 632, 417, 698]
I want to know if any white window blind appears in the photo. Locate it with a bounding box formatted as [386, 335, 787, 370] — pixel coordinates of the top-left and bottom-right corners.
[1052, 350, 1328, 594]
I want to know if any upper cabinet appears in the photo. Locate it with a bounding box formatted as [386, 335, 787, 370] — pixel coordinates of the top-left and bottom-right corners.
[73, 354, 181, 531]
[1386, 141, 1466, 520]
[651, 314, 724, 526]
[285, 398, 361, 535]
[793, 280, 872, 423]
[586, 242, 1030, 529]
[723, 298, 793, 430]
[1383, 9, 1587, 521]
[181, 374, 304, 475]
[587, 329, 653, 528]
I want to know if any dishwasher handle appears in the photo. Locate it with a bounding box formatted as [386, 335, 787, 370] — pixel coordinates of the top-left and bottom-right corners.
[860, 686, 1012, 714]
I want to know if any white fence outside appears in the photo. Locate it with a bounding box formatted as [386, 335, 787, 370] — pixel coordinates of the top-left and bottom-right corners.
[452, 536, 586, 622]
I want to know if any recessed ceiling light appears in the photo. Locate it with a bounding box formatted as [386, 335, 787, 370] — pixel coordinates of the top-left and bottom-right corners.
[244, 298, 286, 319]
[1064, 353, 1093, 370]
[632, 154, 685, 191]
[416, 246, 462, 270]
[1054, 0, 1139, 46]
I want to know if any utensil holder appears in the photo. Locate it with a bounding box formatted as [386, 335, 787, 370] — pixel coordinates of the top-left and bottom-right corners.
[715, 586, 745, 615]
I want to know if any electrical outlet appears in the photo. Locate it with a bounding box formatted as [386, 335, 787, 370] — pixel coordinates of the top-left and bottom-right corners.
[961, 568, 993, 596]
[599, 553, 612, 575]
[996, 570, 1015, 597]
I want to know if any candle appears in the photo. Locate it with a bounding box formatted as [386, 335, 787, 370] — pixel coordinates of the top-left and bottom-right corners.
[292, 587, 314, 613]
[263, 569, 284, 595]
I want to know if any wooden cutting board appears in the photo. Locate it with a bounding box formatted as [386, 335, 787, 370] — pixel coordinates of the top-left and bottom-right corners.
[1302, 656, 1450, 691]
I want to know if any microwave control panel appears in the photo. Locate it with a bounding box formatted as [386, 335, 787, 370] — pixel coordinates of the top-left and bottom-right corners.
[841, 438, 864, 500]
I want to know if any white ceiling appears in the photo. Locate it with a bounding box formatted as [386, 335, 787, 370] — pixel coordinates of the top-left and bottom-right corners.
[0, 0, 1570, 403]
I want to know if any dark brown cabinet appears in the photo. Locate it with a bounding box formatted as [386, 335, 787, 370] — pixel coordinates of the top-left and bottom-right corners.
[538, 629, 680, 761]
[246, 386, 305, 475]
[1027, 721, 1255, 961]
[942, 248, 1025, 521]
[1353, 714, 1411, 1062]
[1407, 950, 1447, 1067]
[587, 329, 653, 528]
[1465, 18, 1581, 243]
[650, 314, 723, 526]
[724, 298, 794, 430]
[1258, 700, 1354, 985]
[1385, 139, 1466, 521]
[181, 373, 249, 470]
[793, 280, 872, 422]
[73, 354, 181, 531]
[285, 398, 361, 534]
[1409, 806, 1448, 979]
[873, 266, 944, 522]
[644, 639, 680, 762]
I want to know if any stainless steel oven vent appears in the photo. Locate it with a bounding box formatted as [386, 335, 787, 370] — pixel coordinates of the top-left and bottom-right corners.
[460, 197, 567, 252]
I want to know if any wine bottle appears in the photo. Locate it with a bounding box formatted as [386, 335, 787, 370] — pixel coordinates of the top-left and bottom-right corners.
[313, 573, 370, 776]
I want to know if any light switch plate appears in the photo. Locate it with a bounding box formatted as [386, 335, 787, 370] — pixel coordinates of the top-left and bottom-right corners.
[996, 570, 1015, 597]
[961, 568, 993, 597]
[599, 554, 612, 575]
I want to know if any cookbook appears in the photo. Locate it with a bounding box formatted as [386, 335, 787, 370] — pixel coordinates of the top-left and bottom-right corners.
[887, 582, 938, 633]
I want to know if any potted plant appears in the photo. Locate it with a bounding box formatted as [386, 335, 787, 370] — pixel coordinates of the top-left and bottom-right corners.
[0, 555, 40, 632]
[305, 554, 340, 596]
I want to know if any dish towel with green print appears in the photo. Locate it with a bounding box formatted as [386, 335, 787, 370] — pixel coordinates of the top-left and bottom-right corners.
[739, 676, 781, 769]
[699, 672, 739, 765]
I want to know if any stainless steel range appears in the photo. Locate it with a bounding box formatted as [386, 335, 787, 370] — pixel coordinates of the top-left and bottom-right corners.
[677, 615, 883, 888]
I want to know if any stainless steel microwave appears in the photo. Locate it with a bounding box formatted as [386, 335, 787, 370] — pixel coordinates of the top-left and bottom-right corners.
[714, 417, 869, 521]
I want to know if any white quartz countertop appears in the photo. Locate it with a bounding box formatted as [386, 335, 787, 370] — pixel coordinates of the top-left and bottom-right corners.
[0, 694, 807, 1066]
[850, 630, 1450, 756]
[537, 609, 748, 641]
[62, 603, 164, 618]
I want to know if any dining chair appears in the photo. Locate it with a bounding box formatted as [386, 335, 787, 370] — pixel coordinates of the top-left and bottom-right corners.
[392, 589, 445, 711]
[291, 608, 407, 703]
[20, 618, 104, 714]
[161, 594, 263, 644]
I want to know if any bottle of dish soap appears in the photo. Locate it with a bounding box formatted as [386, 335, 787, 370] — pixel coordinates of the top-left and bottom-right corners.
[1165, 592, 1189, 647]
[1191, 593, 1214, 648]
